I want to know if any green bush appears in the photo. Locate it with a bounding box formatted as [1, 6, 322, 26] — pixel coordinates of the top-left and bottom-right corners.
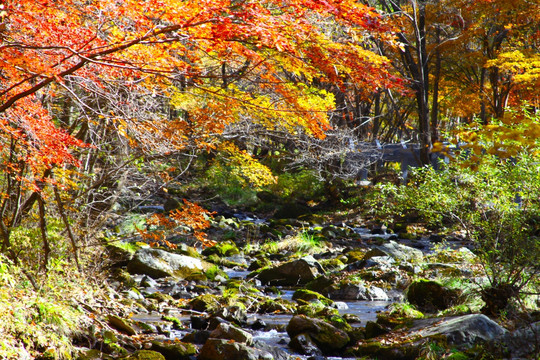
[368, 155, 540, 316]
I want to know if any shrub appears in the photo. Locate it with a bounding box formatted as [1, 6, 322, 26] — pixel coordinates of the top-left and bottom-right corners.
[368, 155, 540, 316]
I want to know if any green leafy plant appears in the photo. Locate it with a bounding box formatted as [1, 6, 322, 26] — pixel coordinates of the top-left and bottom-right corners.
[368, 155, 540, 316]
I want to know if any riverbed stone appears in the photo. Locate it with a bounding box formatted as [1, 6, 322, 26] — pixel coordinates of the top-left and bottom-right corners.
[150, 341, 197, 360]
[198, 338, 274, 360]
[288, 333, 323, 356]
[286, 315, 350, 353]
[364, 241, 423, 262]
[487, 321, 540, 358]
[292, 289, 333, 306]
[414, 314, 507, 348]
[328, 283, 389, 301]
[253, 256, 323, 286]
[209, 323, 254, 345]
[127, 248, 213, 279]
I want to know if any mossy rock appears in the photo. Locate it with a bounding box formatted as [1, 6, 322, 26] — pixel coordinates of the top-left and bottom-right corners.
[258, 298, 296, 314]
[352, 340, 420, 359]
[247, 257, 272, 271]
[110, 268, 137, 288]
[146, 292, 173, 303]
[286, 315, 350, 353]
[319, 258, 345, 271]
[345, 249, 366, 264]
[406, 279, 461, 312]
[292, 289, 333, 306]
[151, 341, 196, 360]
[189, 294, 221, 312]
[327, 315, 352, 332]
[296, 301, 338, 318]
[202, 240, 240, 257]
[123, 350, 166, 360]
[305, 275, 334, 295]
[107, 315, 136, 336]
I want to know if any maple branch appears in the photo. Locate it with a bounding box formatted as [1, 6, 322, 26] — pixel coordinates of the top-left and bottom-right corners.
[0, 20, 220, 113]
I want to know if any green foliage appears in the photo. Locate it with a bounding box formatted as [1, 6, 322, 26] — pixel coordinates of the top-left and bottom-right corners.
[260, 231, 324, 255]
[268, 169, 325, 201]
[368, 155, 540, 315]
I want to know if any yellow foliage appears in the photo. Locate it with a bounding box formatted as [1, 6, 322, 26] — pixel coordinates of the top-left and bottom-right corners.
[217, 142, 277, 189]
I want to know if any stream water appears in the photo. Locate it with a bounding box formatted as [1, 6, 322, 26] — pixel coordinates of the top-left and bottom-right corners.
[132, 266, 394, 359]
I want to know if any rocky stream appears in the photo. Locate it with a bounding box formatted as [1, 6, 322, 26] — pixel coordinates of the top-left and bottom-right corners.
[94, 209, 540, 360]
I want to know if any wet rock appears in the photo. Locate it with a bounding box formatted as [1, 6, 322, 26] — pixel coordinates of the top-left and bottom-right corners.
[127, 248, 213, 279]
[182, 329, 210, 344]
[364, 241, 423, 262]
[210, 322, 254, 345]
[252, 340, 291, 360]
[191, 315, 209, 330]
[328, 283, 389, 301]
[289, 333, 323, 356]
[251, 319, 267, 330]
[212, 306, 248, 326]
[286, 315, 350, 353]
[305, 276, 334, 295]
[414, 314, 507, 348]
[198, 338, 274, 360]
[107, 315, 137, 336]
[405, 279, 460, 312]
[253, 256, 323, 286]
[365, 321, 390, 339]
[248, 258, 272, 271]
[150, 341, 197, 360]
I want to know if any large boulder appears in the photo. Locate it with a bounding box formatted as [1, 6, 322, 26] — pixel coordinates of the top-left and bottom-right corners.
[405, 279, 460, 312]
[198, 338, 275, 360]
[415, 314, 507, 348]
[127, 248, 213, 279]
[364, 241, 423, 262]
[329, 283, 389, 301]
[253, 256, 323, 286]
[286, 315, 350, 353]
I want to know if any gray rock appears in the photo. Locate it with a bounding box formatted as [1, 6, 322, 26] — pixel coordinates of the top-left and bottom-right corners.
[252, 340, 292, 360]
[488, 321, 540, 358]
[364, 241, 424, 262]
[127, 248, 213, 279]
[254, 256, 323, 286]
[198, 338, 274, 360]
[210, 323, 253, 345]
[286, 315, 350, 353]
[416, 314, 507, 348]
[329, 283, 389, 301]
[288, 333, 323, 356]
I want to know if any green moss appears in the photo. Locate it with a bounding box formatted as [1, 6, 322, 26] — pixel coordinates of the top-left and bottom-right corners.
[202, 240, 239, 257]
[292, 289, 333, 306]
[162, 315, 184, 330]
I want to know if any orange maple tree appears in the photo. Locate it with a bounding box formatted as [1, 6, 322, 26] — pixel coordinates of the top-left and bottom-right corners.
[0, 0, 399, 254]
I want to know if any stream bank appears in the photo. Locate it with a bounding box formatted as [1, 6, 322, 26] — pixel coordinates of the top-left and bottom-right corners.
[76, 206, 540, 360]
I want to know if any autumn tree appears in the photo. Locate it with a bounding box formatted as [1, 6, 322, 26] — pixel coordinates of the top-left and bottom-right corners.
[0, 0, 398, 267]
